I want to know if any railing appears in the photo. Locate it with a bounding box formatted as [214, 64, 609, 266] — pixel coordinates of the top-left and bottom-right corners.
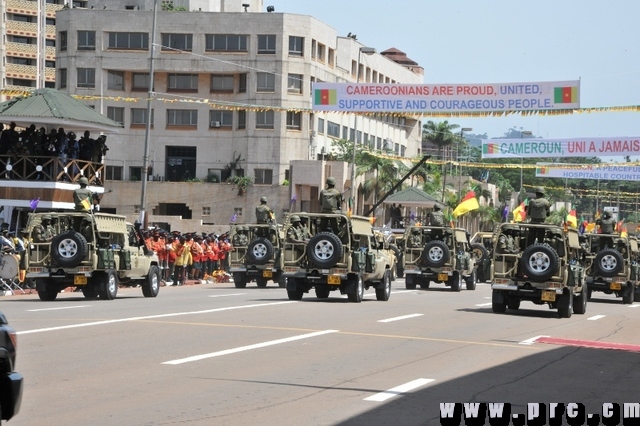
[0, 155, 104, 185]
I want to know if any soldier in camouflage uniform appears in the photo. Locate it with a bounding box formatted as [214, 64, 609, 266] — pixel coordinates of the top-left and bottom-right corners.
[33, 215, 55, 243]
[596, 211, 616, 249]
[525, 187, 550, 246]
[255, 197, 274, 224]
[319, 177, 343, 234]
[498, 225, 520, 253]
[286, 215, 310, 244]
[232, 226, 249, 247]
[408, 227, 423, 248]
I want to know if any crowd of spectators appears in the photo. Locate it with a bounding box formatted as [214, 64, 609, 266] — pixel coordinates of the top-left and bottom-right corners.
[143, 229, 233, 286]
[0, 122, 108, 181]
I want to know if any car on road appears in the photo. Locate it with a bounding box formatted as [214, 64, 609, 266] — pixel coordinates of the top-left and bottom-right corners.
[0, 311, 23, 423]
[490, 223, 587, 318]
[281, 213, 394, 303]
[228, 223, 285, 288]
[582, 233, 640, 304]
[25, 211, 161, 301]
[402, 226, 477, 291]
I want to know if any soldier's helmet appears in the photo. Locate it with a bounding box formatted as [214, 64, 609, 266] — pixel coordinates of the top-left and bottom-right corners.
[260, 196, 267, 203]
[412, 227, 421, 234]
[78, 177, 89, 186]
[41, 215, 51, 221]
[326, 176, 336, 186]
[503, 224, 520, 232]
[290, 215, 301, 222]
[434, 204, 442, 211]
[535, 186, 545, 195]
[603, 211, 611, 219]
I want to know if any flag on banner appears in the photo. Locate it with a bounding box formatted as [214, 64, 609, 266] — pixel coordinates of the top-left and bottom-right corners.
[512, 199, 528, 223]
[452, 191, 480, 218]
[315, 89, 337, 105]
[30, 197, 40, 211]
[554, 86, 578, 103]
[501, 204, 509, 222]
[566, 209, 577, 228]
[230, 212, 238, 223]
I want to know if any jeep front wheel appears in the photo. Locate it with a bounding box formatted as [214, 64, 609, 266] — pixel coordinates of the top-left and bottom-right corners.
[307, 232, 343, 268]
[421, 240, 450, 268]
[50, 231, 88, 267]
[520, 243, 559, 281]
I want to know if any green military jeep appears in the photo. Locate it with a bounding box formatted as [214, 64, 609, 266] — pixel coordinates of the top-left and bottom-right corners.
[25, 211, 161, 301]
[228, 223, 284, 288]
[281, 213, 393, 303]
[470, 231, 495, 283]
[582, 233, 639, 304]
[490, 223, 587, 318]
[402, 226, 477, 291]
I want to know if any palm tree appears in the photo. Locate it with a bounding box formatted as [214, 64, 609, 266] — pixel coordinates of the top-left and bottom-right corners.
[422, 120, 460, 162]
[356, 151, 405, 213]
[477, 205, 501, 231]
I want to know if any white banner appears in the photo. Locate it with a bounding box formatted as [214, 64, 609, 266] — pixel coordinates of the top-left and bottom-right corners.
[482, 137, 640, 159]
[312, 80, 580, 113]
[535, 163, 640, 180]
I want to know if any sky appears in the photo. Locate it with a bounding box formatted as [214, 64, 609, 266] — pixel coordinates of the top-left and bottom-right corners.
[275, 0, 640, 145]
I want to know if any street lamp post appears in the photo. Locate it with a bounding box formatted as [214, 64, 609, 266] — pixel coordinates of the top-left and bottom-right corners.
[520, 131, 532, 199]
[350, 46, 376, 215]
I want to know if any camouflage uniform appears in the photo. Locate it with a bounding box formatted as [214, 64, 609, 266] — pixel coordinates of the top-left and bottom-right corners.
[428, 210, 445, 227]
[232, 227, 249, 247]
[597, 213, 616, 249]
[319, 187, 342, 213]
[408, 229, 423, 248]
[526, 188, 550, 245]
[33, 217, 54, 243]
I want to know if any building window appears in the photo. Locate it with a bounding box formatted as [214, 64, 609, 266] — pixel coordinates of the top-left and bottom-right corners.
[167, 109, 197, 126]
[256, 73, 275, 92]
[211, 75, 234, 92]
[258, 35, 276, 54]
[238, 73, 247, 93]
[131, 108, 154, 125]
[317, 118, 324, 134]
[256, 111, 274, 129]
[166, 146, 197, 182]
[328, 48, 335, 67]
[107, 70, 124, 90]
[254, 169, 273, 185]
[209, 110, 233, 128]
[327, 121, 340, 138]
[202, 206, 211, 216]
[107, 106, 124, 125]
[311, 40, 316, 60]
[161, 33, 192, 51]
[132, 73, 150, 91]
[237, 110, 246, 129]
[206, 34, 248, 52]
[105, 165, 123, 181]
[77, 68, 95, 88]
[108, 32, 149, 50]
[289, 36, 304, 56]
[317, 43, 325, 63]
[130, 166, 143, 181]
[233, 207, 243, 219]
[58, 68, 67, 89]
[77, 30, 96, 50]
[287, 74, 302, 94]
[59, 31, 67, 51]
[207, 168, 222, 183]
[342, 126, 348, 140]
[376, 137, 382, 150]
[168, 74, 198, 91]
[286, 112, 301, 130]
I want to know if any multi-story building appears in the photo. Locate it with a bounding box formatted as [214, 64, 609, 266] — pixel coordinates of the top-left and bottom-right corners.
[3, 0, 424, 232]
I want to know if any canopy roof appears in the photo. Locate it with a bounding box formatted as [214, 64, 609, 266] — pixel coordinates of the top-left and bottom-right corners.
[382, 186, 444, 208]
[0, 88, 123, 132]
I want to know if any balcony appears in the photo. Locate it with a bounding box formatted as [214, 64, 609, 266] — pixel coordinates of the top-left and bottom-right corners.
[6, 20, 56, 39]
[6, 42, 56, 60]
[5, 63, 56, 81]
[0, 155, 104, 185]
[7, 0, 65, 18]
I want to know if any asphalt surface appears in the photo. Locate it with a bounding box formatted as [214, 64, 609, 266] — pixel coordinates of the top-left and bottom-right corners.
[3, 278, 640, 426]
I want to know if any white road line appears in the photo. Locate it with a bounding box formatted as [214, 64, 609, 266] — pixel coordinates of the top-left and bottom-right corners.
[475, 302, 492, 307]
[27, 305, 91, 312]
[628, 304, 640, 308]
[163, 329, 339, 365]
[587, 315, 606, 321]
[519, 335, 549, 345]
[364, 378, 435, 402]
[377, 314, 424, 323]
[208, 293, 246, 298]
[364, 289, 417, 298]
[17, 301, 295, 335]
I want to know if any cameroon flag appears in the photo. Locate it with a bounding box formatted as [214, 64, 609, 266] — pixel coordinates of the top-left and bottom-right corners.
[452, 191, 480, 218]
[554, 86, 578, 103]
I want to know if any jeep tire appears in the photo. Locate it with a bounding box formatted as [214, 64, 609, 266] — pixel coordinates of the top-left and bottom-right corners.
[375, 271, 391, 301]
[307, 232, 343, 268]
[50, 231, 88, 268]
[421, 240, 450, 268]
[492, 290, 507, 313]
[520, 243, 559, 281]
[465, 269, 477, 290]
[594, 249, 624, 277]
[574, 283, 588, 314]
[347, 274, 364, 303]
[246, 238, 274, 265]
[449, 271, 462, 292]
[98, 269, 118, 300]
[233, 273, 247, 288]
[557, 291, 573, 318]
[142, 265, 160, 297]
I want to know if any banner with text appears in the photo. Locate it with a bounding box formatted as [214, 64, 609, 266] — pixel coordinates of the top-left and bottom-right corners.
[536, 163, 640, 180]
[311, 80, 580, 113]
[481, 137, 640, 159]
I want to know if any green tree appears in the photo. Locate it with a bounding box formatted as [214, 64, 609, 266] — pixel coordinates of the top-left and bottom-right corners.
[422, 120, 460, 161]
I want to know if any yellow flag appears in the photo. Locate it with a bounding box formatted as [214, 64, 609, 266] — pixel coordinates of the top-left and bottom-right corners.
[81, 198, 92, 211]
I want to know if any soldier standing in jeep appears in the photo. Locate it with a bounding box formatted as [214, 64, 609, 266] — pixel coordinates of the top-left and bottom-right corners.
[525, 186, 550, 246]
[596, 211, 616, 249]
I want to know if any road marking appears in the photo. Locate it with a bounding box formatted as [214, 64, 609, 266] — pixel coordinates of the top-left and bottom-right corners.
[519, 335, 549, 345]
[587, 315, 606, 321]
[364, 378, 435, 402]
[536, 336, 640, 352]
[163, 329, 339, 365]
[208, 293, 246, 298]
[628, 304, 640, 308]
[364, 290, 416, 298]
[378, 313, 423, 323]
[17, 301, 296, 335]
[475, 302, 492, 307]
[27, 305, 91, 312]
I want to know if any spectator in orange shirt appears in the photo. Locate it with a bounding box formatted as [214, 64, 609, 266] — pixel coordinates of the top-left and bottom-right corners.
[165, 236, 177, 284]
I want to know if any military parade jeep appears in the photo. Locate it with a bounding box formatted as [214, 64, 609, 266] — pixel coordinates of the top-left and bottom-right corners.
[470, 231, 495, 283]
[490, 223, 587, 318]
[228, 224, 284, 288]
[582, 233, 640, 304]
[25, 211, 160, 301]
[402, 226, 477, 291]
[281, 213, 393, 303]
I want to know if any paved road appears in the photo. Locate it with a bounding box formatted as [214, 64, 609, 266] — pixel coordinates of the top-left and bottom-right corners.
[3, 279, 640, 426]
